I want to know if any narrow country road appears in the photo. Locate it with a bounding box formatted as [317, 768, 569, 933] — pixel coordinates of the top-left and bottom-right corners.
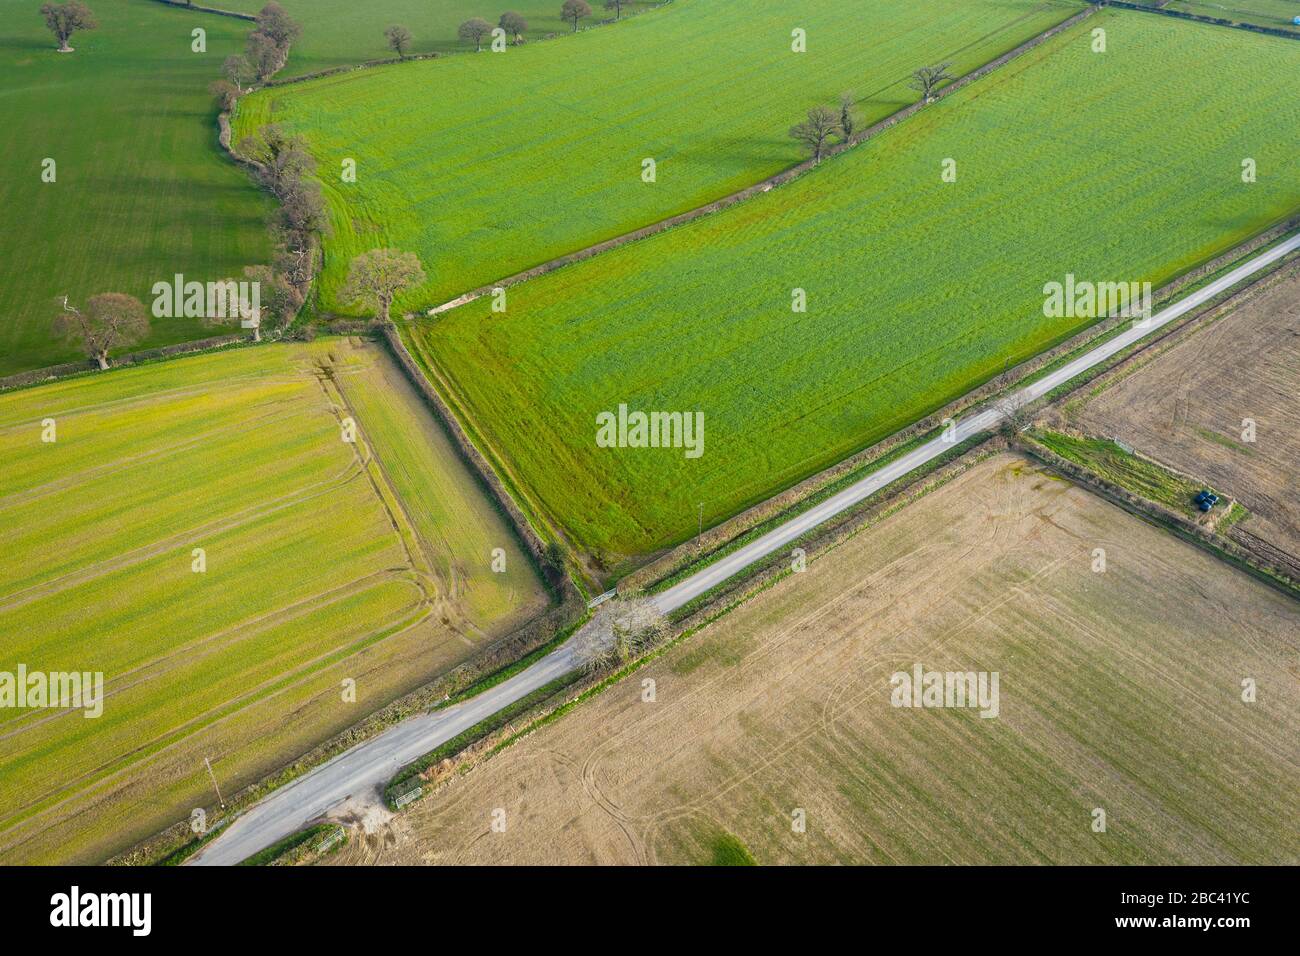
[191, 231, 1299, 866]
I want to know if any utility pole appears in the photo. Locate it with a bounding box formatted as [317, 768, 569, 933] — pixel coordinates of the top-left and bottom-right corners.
[697, 503, 703, 551]
[205, 756, 225, 810]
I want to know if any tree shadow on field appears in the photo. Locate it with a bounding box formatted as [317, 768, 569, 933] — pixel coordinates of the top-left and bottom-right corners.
[0, 30, 64, 49]
[678, 134, 794, 172]
[79, 172, 263, 202]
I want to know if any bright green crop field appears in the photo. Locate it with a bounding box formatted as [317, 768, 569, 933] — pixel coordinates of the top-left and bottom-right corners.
[0, 341, 546, 863]
[1169, 0, 1300, 31]
[0, 0, 273, 376]
[233, 0, 1085, 313]
[220, 0, 663, 77]
[406, 10, 1300, 569]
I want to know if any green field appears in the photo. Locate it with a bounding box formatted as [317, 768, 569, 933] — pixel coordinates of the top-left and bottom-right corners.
[1029, 430, 1220, 518]
[1169, 0, 1300, 31]
[233, 0, 1084, 313]
[406, 10, 1300, 568]
[0, 0, 273, 376]
[220, 0, 662, 77]
[0, 340, 546, 863]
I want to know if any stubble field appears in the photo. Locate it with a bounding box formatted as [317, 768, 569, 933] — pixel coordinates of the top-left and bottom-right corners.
[328, 454, 1300, 865]
[1069, 262, 1300, 565]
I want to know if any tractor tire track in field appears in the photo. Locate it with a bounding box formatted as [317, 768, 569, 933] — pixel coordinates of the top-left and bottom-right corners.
[0, 601, 442, 854]
[579, 535, 955, 862]
[0, 577, 437, 837]
[0, 402, 305, 510]
[635, 537, 970, 863]
[0, 370, 307, 433]
[0, 350, 472, 847]
[307, 361, 461, 635]
[0, 567, 415, 742]
[0, 460, 370, 613]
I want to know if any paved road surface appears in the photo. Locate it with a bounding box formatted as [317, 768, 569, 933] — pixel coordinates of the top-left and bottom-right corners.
[192, 232, 1298, 865]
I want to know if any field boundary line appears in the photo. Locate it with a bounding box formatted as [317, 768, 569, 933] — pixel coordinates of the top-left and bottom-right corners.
[0, 333, 248, 393]
[146, 0, 255, 22]
[1105, 0, 1300, 40]
[259, 1, 678, 88]
[420, 3, 1096, 318]
[379, 325, 580, 595]
[1014, 435, 1300, 599]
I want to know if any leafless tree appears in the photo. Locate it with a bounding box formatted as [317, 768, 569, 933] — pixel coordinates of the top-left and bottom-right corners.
[53, 293, 149, 369]
[341, 249, 426, 323]
[458, 17, 492, 51]
[838, 92, 859, 142]
[561, 0, 591, 32]
[222, 52, 255, 92]
[238, 125, 328, 300]
[384, 24, 413, 59]
[239, 124, 314, 195]
[910, 62, 954, 104]
[231, 3, 302, 83]
[254, 2, 301, 50]
[574, 600, 667, 676]
[245, 29, 288, 82]
[201, 265, 296, 342]
[604, 0, 625, 19]
[40, 1, 96, 52]
[498, 11, 527, 44]
[789, 106, 838, 164]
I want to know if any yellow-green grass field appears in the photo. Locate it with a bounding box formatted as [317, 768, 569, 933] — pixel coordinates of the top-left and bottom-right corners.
[219, 0, 663, 77]
[0, 0, 273, 376]
[0, 340, 547, 863]
[232, 0, 1085, 312]
[408, 10, 1300, 570]
[326, 455, 1300, 866]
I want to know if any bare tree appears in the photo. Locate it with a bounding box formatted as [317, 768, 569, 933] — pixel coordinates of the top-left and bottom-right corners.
[498, 11, 527, 44]
[200, 265, 296, 342]
[384, 24, 413, 58]
[909, 62, 953, 104]
[789, 106, 838, 164]
[53, 294, 149, 370]
[604, 0, 625, 19]
[341, 249, 426, 323]
[238, 125, 328, 301]
[574, 600, 667, 676]
[561, 0, 591, 31]
[245, 29, 288, 82]
[838, 92, 859, 142]
[40, 1, 96, 52]
[274, 240, 313, 295]
[277, 178, 329, 236]
[239, 124, 314, 196]
[254, 2, 301, 50]
[222, 52, 254, 92]
[210, 79, 238, 111]
[458, 17, 492, 51]
[232, 3, 302, 83]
